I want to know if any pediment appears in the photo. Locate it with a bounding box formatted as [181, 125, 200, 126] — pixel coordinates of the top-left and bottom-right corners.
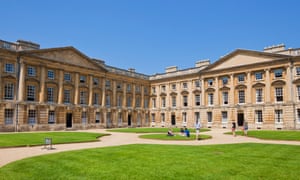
[26, 47, 107, 72]
[206, 50, 290, 71]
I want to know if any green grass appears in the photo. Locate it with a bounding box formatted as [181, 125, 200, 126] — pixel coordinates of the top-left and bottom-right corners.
[139, 133, 212, 140]
[0, 143, 299, 179]
[226, 130, 300, 141]
[107, 127, 210, 133]
[0, 132, 107, 148]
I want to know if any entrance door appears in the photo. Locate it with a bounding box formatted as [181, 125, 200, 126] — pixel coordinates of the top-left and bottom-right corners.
[237, 113, 244, 126]
[171, 114, 176, 125]
[128, 114, 131, 126]
[66, 113, 72, 128]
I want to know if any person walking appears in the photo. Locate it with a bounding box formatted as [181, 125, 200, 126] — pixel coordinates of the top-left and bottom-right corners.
[195, 121, 201, 140]
[232, 121, 236, 137]
[243, 121, 248, 136]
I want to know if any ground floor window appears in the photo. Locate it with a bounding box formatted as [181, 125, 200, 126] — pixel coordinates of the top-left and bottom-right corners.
[297, 109, 300, 123]
[95, 112, 100, 123]
[221, 111, 228, 123]
[182, 112, 187, 123]
[28, 110, 36, 124]
[48, 111, 55, 124]
[5, 109, 14, 125]
[118, 112, 122, 125]
[195, 112, 200, 123]
[207, 112, 212, 123]
[275, 109, 283, 123]
[82, 112, 87, 124]
[151, 113, 155, 122]
[255, 110, 263, 123]
[137, 113, 141, 126]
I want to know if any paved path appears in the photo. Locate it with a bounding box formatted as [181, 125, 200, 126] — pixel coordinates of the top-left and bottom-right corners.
[0, 128, 299, 167]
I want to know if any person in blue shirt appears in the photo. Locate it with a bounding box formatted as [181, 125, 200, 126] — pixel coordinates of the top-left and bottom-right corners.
[184, 128, 190, 137]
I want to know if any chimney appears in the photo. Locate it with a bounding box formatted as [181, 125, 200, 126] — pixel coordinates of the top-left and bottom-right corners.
[128, 68, 135, 73]
[195, 59, 210, 67]
[165, 66, 178, 73]
[16, 40, 40, 50]
[263, 44, 285, 53]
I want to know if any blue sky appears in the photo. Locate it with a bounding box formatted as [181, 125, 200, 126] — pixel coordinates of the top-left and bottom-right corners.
[1, 0, 300, 75]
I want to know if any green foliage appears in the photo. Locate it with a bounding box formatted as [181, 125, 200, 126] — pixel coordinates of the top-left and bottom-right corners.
[107, 127, 210, 133]
[226, 130, 300, 141]
[0, 132, 107, 147]
[0, 143, 299, 179]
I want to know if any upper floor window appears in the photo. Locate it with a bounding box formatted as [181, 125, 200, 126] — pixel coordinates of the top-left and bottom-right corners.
[27, 66, 36, 76]
[127, 96, 132, 107]
[208, 93, 214, 105]
[152, 87, 156, 94]
[64, 73, 71, 81]
[274, 69, 283, 78]
[297, 86, 300, 101]
[105, 95, 111, 107]
[47, 70, 55, 80]
[144, 87, 149, 94]
[222, 77, 228, 85]
[172, 96, 176, 107]
[27, 85, 35, 101]
[195, 95, 200, 106]
[47, 87, 54, 102]
[152, 98, 156, 108]
[93, 93, 99, 105]
[4, 83, 14, 100]
[80, 75, 86, 83]
[238, 74, 245, 82]
[275, 87, 283, 102]
[208, 79, 213, 86]
[136, 85, 141, 92]
[195, 80, 201, 88]
[136, 97, 141, 107]
[238, 90, 245, 104]
[183, 95, 188, 107]
[127, 84, 131, 92]
[105, 80, 111, 88]
[255, 72, 263, 80]
[117, 83, 122, 90]
[93, 78, 99, 85]
[172, 84, 176, 90]
[256, 88, 263, 103]
[5, 63, 14, 73]
[183, 82, 188, 89]
[80, 91, 87, 104]
[296, 67, 300, 75]
[117, 95, 122, 107]
[64, 90, 71, 104]
[144, 98, 149, 108]
[161, 85, 166, 92]
[161, 97, 166, 107]
[222, 92, 228, 105]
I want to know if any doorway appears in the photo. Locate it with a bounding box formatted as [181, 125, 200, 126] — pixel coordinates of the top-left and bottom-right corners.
[66, 113, 72, 128]
[128, 114, 131, 126]
[171, 114, 176, 125]
[237, 113, 244, 126]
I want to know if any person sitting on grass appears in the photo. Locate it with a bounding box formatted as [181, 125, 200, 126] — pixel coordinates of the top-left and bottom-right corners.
[180, 128, 185, 136]
[167, 129, 175, 136]
[184, 128, 190, 137]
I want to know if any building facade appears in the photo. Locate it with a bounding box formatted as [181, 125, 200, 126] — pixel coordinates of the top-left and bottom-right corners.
[0, 39, 300, 132]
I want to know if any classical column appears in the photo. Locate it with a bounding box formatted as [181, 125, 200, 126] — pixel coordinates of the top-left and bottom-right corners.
[141, 86, 145, 108]
[246, 71, 252, 104]
[229, 74, 234, 105]
[265, 69, 271, 103]
[286, 65, 293, 102]
[112, 80, 117, 107]
[74, 73, 79, 105]
[88, 75, 93, 106]
[215, 77, 219, 105]
[57, 70, 64, 104]
[39, 66, 46, 103]
[18, 60, 25, 101]
[101, 78, 106, 107]
[132, 84, 136, 108]
[122, 82, 126, 107]
[201, 79, 205, 106]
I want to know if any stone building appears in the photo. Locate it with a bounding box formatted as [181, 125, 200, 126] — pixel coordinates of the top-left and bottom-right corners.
[0, 39, 299, 132]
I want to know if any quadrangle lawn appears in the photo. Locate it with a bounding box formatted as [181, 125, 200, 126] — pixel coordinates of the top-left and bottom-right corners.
[0, 143, 299, 180]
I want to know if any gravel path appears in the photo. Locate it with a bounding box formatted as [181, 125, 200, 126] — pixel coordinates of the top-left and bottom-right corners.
[0, 128, 299, 167]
